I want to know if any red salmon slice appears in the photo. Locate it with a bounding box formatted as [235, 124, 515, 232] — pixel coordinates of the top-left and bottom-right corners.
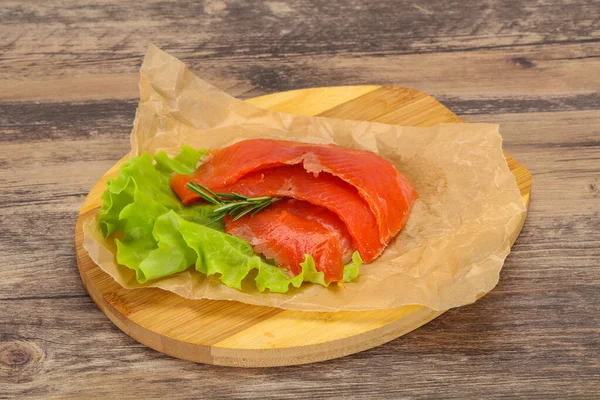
[224, 199, 345, 282]
[282, 199, 354, 263]
[171, 139, 417, 243]
[205, 165, 382, 262]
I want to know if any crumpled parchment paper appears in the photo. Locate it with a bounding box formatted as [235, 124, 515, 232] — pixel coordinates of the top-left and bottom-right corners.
[83, 44, 527, 312]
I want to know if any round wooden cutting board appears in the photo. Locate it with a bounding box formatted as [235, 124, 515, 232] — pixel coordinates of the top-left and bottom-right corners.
[75, 86, 532, 367]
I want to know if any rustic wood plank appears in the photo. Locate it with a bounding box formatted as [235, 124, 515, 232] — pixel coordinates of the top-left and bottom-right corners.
[1, 42, 599, 103]
[1, 289, 598, 399]
[1, 0, 598, 81]
[0, 0, 599, 103]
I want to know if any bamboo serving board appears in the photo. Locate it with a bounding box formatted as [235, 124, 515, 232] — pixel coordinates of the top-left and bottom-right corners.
[75, 86, 531, 367]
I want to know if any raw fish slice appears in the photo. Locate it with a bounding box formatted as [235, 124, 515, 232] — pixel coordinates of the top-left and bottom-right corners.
[224, 199, 345, 282]
[283, 199, 354, 263]
[301, 143, 418, 242]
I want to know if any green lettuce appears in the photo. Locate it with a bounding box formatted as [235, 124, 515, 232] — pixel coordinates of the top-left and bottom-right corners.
[98, 146, 362, 293]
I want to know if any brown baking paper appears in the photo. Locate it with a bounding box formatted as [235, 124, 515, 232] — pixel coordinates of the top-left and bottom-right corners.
[83, 44, 527, 312]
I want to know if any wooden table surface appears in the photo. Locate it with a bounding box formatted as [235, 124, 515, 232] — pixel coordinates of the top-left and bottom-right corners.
[1, 1, 598, 398]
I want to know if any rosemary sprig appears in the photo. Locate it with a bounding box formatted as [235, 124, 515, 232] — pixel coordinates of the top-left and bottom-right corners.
[187, 181, 280, 222]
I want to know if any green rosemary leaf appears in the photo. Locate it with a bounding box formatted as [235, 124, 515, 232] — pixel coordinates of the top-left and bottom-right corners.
[186, 181, 280, 223]
[246, 196, 275, 202]
[231, 205, 259, 221]
[218, 192, 248, 201]
[193, 181, 221, 199]
[187, 182, 222, 205]
[213, 202, 248, 213]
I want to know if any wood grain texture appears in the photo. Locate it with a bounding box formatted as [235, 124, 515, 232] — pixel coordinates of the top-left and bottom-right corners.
[74, 85, 531, 367]
[0, 0, 599, 397]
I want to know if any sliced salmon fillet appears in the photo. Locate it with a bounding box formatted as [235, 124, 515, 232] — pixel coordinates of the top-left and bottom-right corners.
[171, 139, 417, 243]
[205, 165, 382, 262]
[282, 199, 354, 263]
[224, 199, 346, 282]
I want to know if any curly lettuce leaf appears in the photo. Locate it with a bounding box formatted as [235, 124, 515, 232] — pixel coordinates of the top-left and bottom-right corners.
[98, 147, 361, 292]
[343, 251, 363, 282]
[98, 152, 180, 237]
[154, 145, 206, 175]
